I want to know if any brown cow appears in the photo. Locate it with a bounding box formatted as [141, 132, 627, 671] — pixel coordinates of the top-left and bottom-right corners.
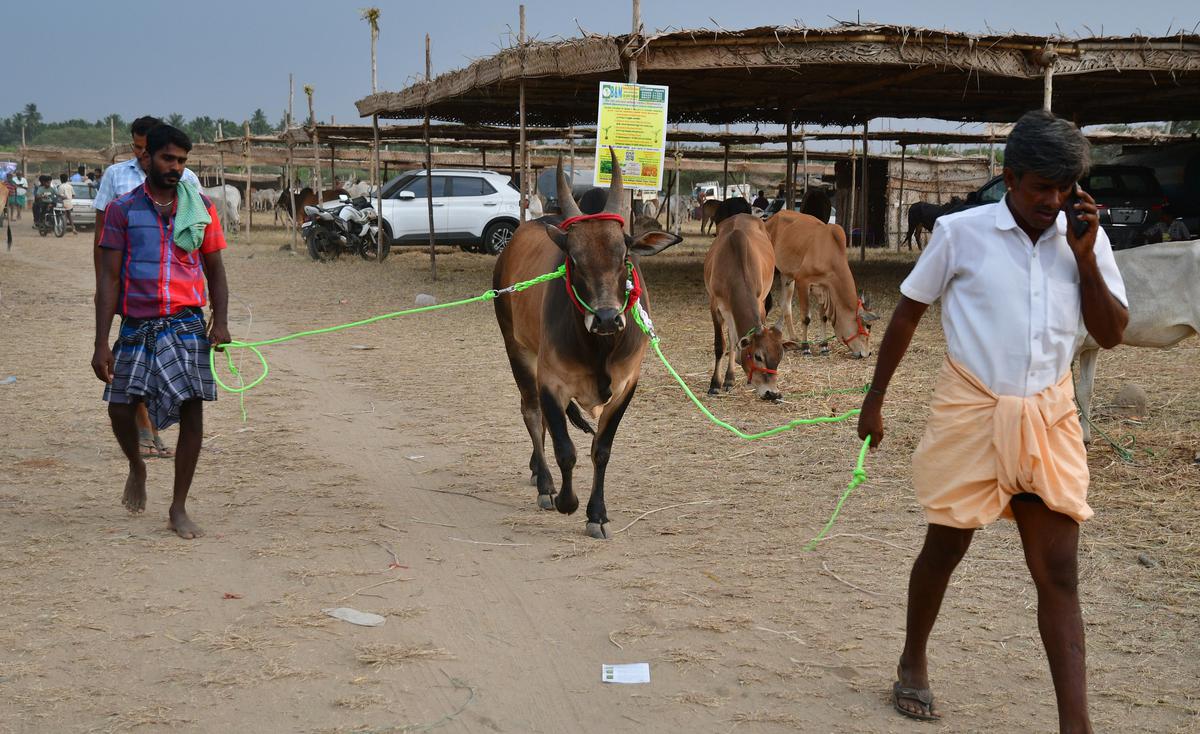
[765, 211, 878, 358]
[493, 154, 680, 539]
[700, 198, 722, 234]
[275, 187, 348, 228]
[704, 214, 792, 399]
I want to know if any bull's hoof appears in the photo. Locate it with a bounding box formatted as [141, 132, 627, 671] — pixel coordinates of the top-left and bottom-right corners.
[537, 494, 555, 510]
[707, 387, 720, 396]
[801, 344, 813, 357]
[819, 345, 831, 356]
[554, 492, 579, 515]
[585, 522, 613, 540]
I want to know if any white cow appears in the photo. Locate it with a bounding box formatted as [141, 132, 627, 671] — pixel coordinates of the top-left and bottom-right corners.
[203, 185, 241, 232]
[1074, 239, 1200, 442]
[344, 180, 371, 198]
[253, 188, 278, 212]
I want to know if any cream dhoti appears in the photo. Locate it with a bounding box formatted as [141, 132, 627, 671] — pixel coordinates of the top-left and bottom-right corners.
[912, 357, 1091, 528]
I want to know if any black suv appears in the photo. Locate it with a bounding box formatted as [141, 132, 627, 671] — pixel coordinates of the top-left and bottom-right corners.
[961, 165, 1171, 249]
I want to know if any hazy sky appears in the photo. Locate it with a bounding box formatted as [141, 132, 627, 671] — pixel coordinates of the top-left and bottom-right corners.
[5, 0, 1195, 126]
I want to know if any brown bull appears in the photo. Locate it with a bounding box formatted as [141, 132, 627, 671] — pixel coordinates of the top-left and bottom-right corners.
[704, 214, 792, 399]
[700, 199, 722, 234]
[275, 187, 349, 228]
[765, 211, 878, 358]
[493, 154, 680, 539]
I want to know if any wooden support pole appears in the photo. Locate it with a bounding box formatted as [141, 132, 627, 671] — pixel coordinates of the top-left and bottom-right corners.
[329, 143, 336, 190]
[217, 121, 227, 230]
[307, 86, 320, 192]
[801, 123, 809, 204]
[518, 5, 528, 221]
[896, 144, 906, 250]
[1043, 64, 1054, 111]
[860, 120, 869, 261]
[722, 143, 729, 198]
[785, 109, 794, 209]
[424, 33, 437, 281]
[373, 113, 383, 260]
[847, 131, 856, 244]
[244, 121, 253, 236]
[287, 73, 297, 251]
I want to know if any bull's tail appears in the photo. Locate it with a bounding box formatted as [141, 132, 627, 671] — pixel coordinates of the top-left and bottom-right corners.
[566, 402, 595, 434]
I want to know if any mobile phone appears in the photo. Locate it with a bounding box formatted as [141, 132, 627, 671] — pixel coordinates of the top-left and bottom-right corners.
[1064, 185, 1090, 239]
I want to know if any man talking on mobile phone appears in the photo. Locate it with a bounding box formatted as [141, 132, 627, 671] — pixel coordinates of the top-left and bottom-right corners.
[858, 110, 1128, 732]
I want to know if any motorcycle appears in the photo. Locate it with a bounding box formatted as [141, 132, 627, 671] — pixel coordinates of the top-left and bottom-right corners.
[34, 192, 67, 238]
[301, 194, 387, 262]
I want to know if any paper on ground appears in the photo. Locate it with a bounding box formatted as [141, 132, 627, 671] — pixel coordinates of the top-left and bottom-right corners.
[323, 607, 386, 627]
[601, 663, 650, 684]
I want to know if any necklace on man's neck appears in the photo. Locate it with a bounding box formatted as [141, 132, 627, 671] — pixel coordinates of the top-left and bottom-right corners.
[147, 187, 175, 208]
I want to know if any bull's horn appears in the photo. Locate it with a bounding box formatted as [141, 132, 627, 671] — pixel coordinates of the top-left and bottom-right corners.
[603, 146, 624, 214]
[556, 156, 582, 218]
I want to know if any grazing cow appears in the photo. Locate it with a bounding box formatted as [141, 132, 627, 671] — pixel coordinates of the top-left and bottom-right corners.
[700, 199, 722, 234]
[1074, 239, 1200, 442]
[765, 211, 878, 358]
[705, 213, 792, 399]
[493, 155, 681, 539]
[903, 197, 964, 250]
[799, 189, 832, 224]
[203, 185, 241, 233]
[275, 187, 349, 229]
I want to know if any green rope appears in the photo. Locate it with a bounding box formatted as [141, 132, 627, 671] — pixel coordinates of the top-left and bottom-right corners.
[210, 264, 872, 547]
[210, 265, 566, 394]
[630, 300, 870, 548]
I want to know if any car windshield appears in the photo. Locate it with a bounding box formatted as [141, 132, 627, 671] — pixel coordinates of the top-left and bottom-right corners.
[1084, 170, 1160, 197]
[72, 184, 97, 199]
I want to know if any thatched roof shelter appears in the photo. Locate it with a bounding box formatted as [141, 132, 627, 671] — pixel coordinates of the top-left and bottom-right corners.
[356, 24, 1200, 126]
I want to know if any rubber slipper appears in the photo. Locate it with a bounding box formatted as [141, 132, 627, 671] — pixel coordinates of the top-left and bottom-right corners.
[893, 680, 940, 721]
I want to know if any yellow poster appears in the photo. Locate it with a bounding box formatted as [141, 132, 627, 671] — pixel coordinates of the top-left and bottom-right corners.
[594, 82, 669, 191]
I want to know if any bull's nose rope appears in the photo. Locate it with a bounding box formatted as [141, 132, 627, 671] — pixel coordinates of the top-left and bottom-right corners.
[210, 264, 869, 549]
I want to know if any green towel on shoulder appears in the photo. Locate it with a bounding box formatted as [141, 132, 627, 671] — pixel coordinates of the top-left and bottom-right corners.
[174, 181, 211, 253]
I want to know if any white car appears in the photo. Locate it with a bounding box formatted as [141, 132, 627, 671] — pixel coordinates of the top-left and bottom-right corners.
[377, 169, 540, 255]
[68, 181, 100, 228]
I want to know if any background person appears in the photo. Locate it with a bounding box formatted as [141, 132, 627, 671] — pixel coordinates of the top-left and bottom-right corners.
[10, 169, 28, 220]
[57, 173, 77, 233]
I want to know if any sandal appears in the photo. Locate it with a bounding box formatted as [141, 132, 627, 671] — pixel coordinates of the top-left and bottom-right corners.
[152, 433, 174, 458]
[139, 429, 159, 458]
[893, 680, 940, 721]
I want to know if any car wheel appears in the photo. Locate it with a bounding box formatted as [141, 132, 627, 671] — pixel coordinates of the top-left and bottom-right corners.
[482, 221, 516, 255]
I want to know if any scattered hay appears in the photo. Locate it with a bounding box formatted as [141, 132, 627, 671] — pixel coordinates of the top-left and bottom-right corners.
[355, 643, 452, 669]
[377, 605, 428, 619]
[192, 627, 296, 653]
[671, 691, 729, 708]
[102, 705, 193, 732]
[730, 710, 806, 728]
[690, 614, 753, 633]
[659, 647, 721, 669]
[334, 693, 386, 709]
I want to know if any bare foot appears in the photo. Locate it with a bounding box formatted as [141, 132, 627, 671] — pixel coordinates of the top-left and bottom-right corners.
[168, 507, 203, 539]
[122, 461, 148, 513]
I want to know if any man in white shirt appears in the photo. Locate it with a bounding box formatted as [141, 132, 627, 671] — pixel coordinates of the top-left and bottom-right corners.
[93, 115, 204, 458]
[858, 110, 1128, 731]
[57, 173, 77, 234]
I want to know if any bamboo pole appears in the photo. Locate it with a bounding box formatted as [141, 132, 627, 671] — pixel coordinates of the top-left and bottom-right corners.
[801, 123, 809, 205]
[216, 121, 227, 230]
[244, 121, 252, 236]
[287, 73, 298, 252]
[860, 120, 869, 261]
[847, 131, 856, 244]
[424, 33, 437, 281]
[307, 86, 320, 193]
[1043, 64, 1054, 111]
[722, 143, 729, 198]
[785, 109, 794, 210]
[626, 0, 641, 232]
[329, 143, 336, 190]
[896, 144, 906, 250]
[518, 5, 528, 221]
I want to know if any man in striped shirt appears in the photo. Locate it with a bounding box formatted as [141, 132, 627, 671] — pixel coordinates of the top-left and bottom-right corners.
[93, 124, 229, 540]
[94, 116, 204, 457]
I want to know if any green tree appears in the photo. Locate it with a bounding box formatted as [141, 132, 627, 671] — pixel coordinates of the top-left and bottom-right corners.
[166, 113, 187, 129]
[187, 116, 216, 142]
[21, 103, 43, 136]
[249, 108, 271, 135]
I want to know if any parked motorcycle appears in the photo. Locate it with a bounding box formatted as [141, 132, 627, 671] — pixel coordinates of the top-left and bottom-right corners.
[301, 195, 386, 262]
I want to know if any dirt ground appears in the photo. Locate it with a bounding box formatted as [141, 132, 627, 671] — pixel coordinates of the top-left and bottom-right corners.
[0, 218, 1197, 734]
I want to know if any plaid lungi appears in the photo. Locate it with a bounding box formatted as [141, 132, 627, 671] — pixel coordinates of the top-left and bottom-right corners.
[102, 308, 216, 429]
